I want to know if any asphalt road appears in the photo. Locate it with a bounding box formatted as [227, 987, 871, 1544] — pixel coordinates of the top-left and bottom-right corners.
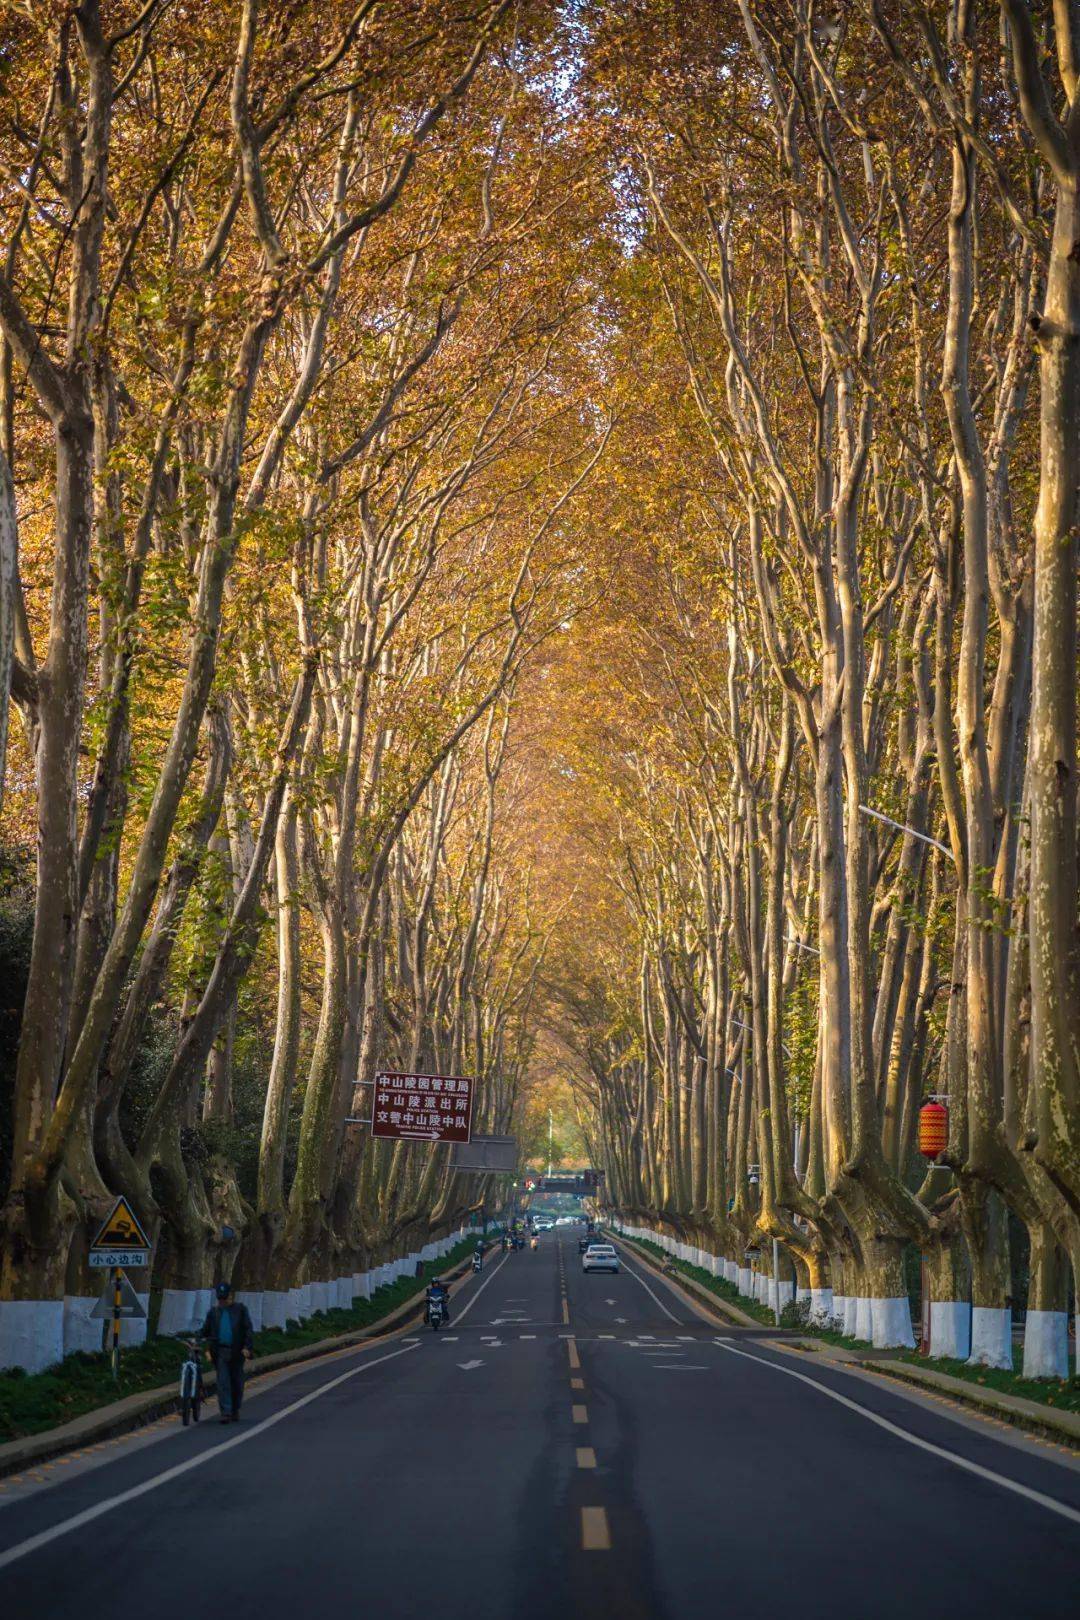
[1, 1227, 1078, 1619]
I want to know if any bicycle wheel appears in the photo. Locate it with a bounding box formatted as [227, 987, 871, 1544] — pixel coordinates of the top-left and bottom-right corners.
[180, 1365, 194, 1426]
[192, 1376, 202, 1423]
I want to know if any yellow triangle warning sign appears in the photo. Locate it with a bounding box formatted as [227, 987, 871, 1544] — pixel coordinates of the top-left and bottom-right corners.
[91, 1196, 151, 1251]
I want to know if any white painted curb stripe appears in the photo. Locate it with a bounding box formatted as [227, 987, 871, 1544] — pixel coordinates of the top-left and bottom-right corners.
[712, 1340, 1080, 1528]
[0, 1343, 419, 1572]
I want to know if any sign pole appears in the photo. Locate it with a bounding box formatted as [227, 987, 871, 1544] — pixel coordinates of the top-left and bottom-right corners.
[111, 1266, 122, 1381]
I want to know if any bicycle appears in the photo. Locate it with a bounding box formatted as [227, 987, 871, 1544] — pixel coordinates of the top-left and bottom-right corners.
[179, 1336, 205, 1426]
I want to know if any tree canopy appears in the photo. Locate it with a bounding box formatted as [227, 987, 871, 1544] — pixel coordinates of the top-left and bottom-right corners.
[1, 0, 1078, 1379]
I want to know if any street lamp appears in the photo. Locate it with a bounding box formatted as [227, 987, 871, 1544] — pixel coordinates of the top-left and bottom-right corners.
[858, 803, 951, 859]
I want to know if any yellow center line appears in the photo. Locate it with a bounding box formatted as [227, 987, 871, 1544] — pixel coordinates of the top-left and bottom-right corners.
[567, 1338, 580, 1370]
[581, 1506, 611, 1550]
[562, 1297, 570, 1324]
[570, 1376, 584, 1390]
[576, 1446, 597, 1469]
[572, 1404, 588, 1424]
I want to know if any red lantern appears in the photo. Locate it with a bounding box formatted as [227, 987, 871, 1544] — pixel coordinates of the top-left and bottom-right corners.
[918, 1099, 948, 1159]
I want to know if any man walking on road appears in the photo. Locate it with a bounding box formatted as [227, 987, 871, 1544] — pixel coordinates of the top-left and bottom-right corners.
[201, 1281, 254, 1423]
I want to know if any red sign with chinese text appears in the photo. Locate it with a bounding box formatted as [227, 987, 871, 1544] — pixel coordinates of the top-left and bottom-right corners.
[369, 1072, 474, 1143]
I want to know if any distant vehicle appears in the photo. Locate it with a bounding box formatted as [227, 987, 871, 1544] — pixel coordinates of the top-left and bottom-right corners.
[427, 1295, 447, 1331]
[578, 1233, 594, 1253]
[582, 1244, 619, 1274]
[533, 1218, 554, 1232]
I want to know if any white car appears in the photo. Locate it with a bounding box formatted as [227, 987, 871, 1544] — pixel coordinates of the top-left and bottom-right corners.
[533, 1218, 554, 1232]
[581, 1243, 620, 1274]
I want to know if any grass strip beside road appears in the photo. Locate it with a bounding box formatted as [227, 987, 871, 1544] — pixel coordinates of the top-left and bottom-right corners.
[0, 1236, 479, 1442]
[784, 1322, 1080, 1416]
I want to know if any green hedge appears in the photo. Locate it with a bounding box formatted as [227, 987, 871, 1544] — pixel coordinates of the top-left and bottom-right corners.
[0, 1235, 476, 1443]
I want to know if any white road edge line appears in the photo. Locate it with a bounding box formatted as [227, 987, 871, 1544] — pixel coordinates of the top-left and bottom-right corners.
[615, 1250, 682, 1324]
[453, 1250, 512, 1324]
[713, 1340, 1080, 1528]
[0, 1342, 420, 1571]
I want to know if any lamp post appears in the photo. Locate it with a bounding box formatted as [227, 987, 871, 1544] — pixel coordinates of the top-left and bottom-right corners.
[858, 803, 951, 858]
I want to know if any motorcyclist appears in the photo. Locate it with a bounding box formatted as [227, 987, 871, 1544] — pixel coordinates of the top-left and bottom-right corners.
[530, 1233, 538, 1251]
[472, 1240, 484, 1272]
[426, 1276, 450, 1324]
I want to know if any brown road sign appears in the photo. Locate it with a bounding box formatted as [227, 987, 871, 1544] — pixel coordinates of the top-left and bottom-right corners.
[368, 1072, 474, 1144]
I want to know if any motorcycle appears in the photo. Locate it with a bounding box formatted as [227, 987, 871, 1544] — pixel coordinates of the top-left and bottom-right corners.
[426, 1294, 447, 1331]
[472, 1252, 483, 1274]
[530, 1236, 538, 1251]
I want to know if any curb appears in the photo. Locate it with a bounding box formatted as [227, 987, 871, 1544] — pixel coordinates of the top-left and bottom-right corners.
[866, 1355, 1080, 1448]
[778, 1334, 1080, 1450]
[613, 1233, 768, 1330]
[0, 1246, 480, 1478]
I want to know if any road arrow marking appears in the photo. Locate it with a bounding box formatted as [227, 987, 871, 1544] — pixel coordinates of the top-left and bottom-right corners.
[458, 1360, 484, 1371]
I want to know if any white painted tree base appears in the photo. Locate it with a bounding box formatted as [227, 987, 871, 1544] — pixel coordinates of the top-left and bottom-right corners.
[235, 1290, 264, 1333]
[309, 1281, 332, 1314]
[287, 1283, 312, 1321]
[157, 1287, 211, 1338]
[725, 1261, 738, 1285]
[809, 1288, 833, 1326]
[776, 1280, 795, 1312]
[871, 1296, 915, 1349]
[737, 1267, 753, 1297]
[119, 1295, 150, 1346]
[842, 1296, 859, 1337]
[63, 1295, 103, 1356]
[855, 1296, 873, 1342]
[262, 1291, 289, 1330]
[1022, 1309, 1068, 1379]
[353, 1272, 371, 1301]
[968, 1305, 1012, 1369]
[929, 1300, 970, 1360]
[0, 1299, 64, 1373]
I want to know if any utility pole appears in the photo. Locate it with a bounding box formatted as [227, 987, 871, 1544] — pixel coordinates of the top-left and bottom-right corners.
[547, 1109, 554, 1177]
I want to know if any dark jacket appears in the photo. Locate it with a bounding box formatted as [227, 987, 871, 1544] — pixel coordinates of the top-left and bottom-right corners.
[201, 1300, 254, 1360]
